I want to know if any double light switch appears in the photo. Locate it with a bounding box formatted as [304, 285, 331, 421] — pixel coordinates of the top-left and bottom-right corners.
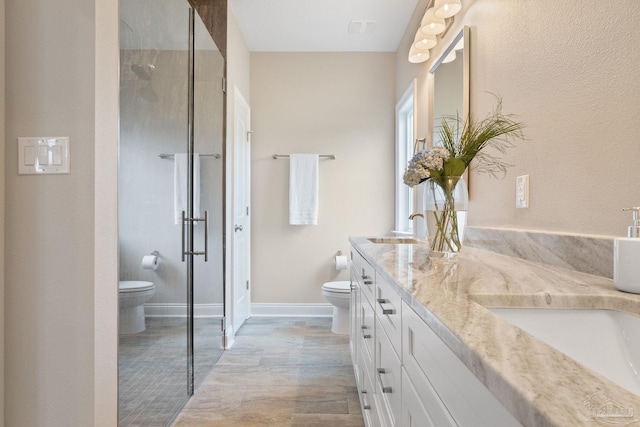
[18, 137, 70, 175]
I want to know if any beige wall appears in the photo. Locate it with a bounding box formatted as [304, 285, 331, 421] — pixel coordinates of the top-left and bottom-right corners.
[227, 8, 251, 104]
[250, 52, 396, 304]
[5, 0, 119, 425]
[397, 0, 640, 237]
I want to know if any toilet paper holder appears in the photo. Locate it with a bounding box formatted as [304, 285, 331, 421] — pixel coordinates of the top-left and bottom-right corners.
[334, 251, 348, 271]
[142, 251, 160, 271]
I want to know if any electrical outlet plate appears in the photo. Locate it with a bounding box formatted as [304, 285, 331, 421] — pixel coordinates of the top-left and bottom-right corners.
[516, 175, 529, 208]
[18, 137, 70, 175]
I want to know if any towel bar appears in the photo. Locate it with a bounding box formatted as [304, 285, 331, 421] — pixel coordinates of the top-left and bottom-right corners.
[272, 154, 336, 160]
[158, 153, 221, 159]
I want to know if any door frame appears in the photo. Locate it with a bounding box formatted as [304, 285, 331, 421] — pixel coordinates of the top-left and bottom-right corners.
[226, 85, 251, 347]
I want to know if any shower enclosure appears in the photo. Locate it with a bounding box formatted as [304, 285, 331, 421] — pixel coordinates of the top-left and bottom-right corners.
[118, 1, 225, 425]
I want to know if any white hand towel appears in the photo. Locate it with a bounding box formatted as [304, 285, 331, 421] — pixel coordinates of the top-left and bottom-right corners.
[174, 153, 200, 225]
[289, 153, 319, 225]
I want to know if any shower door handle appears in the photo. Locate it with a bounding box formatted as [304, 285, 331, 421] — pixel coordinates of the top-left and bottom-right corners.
[181, 210, 186, 262]
[181, 210, 209, 262]
[203, 210, 208, 262]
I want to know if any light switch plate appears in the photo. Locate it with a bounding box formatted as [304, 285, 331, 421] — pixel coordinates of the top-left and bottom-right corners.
[18, 137, 70, 175]
[516, 175, 529, 208]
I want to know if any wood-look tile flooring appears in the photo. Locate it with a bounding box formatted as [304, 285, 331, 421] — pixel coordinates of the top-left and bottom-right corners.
[172, 317, 365, 427]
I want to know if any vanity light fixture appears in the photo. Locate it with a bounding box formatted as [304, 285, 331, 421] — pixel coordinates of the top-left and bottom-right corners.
[420, 8, 446, 36]
[407, 0, 462, 64]
[413, 33, 437, 50]
[434, 0, 462, 19]
[409, 46, 431, 63]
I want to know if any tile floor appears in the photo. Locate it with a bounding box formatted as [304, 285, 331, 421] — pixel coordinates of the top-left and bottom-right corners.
[171, 317, 365, 427]
[119, 317, 223, 427]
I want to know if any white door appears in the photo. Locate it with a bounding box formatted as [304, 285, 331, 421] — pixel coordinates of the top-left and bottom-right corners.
[232, 87, 251, 333]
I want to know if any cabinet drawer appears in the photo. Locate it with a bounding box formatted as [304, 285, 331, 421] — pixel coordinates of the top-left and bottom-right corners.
[375, 275, 402, 356]
[361, 364, 380, 427]
[350, 248, 362, 275]
[360, 258, 376, 305]
[401, 367, 456, 427]
[360, 296, 375, 366]
[402, 302, 521, 427]
[375, 318, 402, 427]
[352, 246, 376, 304]
[350, 280, 361, 384]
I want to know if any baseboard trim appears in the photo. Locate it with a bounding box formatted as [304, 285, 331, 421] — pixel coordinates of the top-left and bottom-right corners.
[145, 303, 333, 318]
[250, 303, 333, 317]
[145, 303, 223, 318]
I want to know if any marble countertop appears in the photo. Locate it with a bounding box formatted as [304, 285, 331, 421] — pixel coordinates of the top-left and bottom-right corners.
[349, 236, 640, 427]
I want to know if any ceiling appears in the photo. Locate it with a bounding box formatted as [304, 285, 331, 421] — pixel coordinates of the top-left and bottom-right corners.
[229, 0, 422, 52]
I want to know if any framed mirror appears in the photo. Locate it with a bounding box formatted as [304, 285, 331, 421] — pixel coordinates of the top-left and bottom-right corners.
[430, 26, 469, 147]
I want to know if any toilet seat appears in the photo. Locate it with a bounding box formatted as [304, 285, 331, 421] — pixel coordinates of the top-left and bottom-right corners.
[119, 281, 155, 293]
[322, 281, 351, 293]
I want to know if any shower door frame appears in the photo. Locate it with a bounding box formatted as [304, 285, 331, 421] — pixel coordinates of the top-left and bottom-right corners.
[185, 4, 227, 397]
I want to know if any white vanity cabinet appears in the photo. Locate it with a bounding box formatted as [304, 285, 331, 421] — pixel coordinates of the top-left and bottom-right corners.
[402, 301, 521, 426]
[374, 275, 403, 426]
[375, 275, 402, 353]
[375, 317, 402, 426]
[350, 245, 522, 427]
[351, 248, 379, 425]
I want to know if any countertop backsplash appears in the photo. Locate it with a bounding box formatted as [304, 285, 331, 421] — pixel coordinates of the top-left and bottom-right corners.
[465, 226, 615, 279]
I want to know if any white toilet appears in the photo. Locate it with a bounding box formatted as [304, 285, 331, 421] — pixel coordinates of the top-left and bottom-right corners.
[119, 281, 155, 334]
[322, 281, 352, 334]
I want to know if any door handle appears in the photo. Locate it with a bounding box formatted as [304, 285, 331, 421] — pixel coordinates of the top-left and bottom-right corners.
[182, 210, 209, 262]
[235, 224, 243, 232]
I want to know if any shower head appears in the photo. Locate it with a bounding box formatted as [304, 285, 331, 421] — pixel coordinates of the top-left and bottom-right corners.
[131, 64, 155, 81]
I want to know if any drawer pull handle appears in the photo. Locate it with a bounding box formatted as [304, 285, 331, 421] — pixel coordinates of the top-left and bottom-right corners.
[361, 390, 371, 410]
[361, 324, 371, 338]
[376, 298, 395, 315]
[362, 328, 371, 339]
[376, 368, 393, 393]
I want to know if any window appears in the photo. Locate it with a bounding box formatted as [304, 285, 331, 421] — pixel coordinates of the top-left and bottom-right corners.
[395, 81, 417, 234]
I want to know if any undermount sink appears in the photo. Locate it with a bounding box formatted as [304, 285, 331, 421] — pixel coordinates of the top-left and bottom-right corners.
[490, 308, 640, 396]
[367, 237, 424, 244]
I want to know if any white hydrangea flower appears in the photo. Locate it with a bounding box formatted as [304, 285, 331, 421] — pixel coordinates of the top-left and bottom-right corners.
[402, 147, 451, 187]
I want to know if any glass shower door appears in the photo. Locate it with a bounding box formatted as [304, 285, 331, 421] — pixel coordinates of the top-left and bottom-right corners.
[191, 11, 226, 389]
[118, 0, 191, 425]
[119, 2, 225, 424]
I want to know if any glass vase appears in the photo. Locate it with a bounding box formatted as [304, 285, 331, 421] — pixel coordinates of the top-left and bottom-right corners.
[424, 176, 468, 258]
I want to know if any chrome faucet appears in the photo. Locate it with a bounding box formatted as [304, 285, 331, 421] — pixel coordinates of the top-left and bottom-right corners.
[408, 213, 424, 220]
